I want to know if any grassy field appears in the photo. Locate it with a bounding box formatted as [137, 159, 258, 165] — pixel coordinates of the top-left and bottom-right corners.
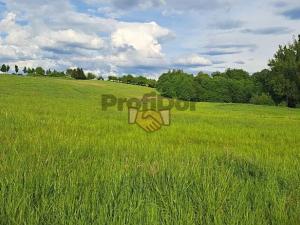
[0, 75, 300, 225]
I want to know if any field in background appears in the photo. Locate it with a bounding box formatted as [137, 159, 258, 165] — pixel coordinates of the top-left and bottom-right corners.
[0, 75, 299, 225]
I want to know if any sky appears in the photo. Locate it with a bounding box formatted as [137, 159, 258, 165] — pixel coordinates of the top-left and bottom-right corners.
[0, 0, 299, 78]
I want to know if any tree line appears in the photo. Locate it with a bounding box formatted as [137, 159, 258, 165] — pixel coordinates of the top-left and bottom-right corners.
[0, 64, 156, 86]
[0, 65, 105, 80]
[1, 35, 299, 107]
[107, 75, 157, 88]
[157, 35, 300, 108]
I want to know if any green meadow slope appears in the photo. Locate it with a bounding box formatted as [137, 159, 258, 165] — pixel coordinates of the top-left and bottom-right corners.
[0, 75, 300, 225]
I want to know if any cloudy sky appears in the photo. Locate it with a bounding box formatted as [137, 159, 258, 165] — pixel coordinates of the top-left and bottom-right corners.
[0, 0, 299, 77]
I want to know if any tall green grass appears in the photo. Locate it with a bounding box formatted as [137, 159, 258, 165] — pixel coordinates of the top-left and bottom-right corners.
[0, 75, 299, 225]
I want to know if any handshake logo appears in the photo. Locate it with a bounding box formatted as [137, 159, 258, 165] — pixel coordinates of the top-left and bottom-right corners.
[128, 108, 170, 132]
[102, 92, 195, 133]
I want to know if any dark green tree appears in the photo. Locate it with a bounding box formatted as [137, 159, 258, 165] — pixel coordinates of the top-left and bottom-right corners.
[135, 76, 148, 86]
[66, 69, 73, 77]
[70, 68, 86, 80]
[27, 68, 35, 74]
[108, 76, 118, 81]
[35, 67, 45, 76]
[1, 64, 6, 73]
[120, 75, 134, 84]
[224, 69, 250, 80]
[147, 79, 157, 88]
[15, 65, 19, 74]
[157, 70, 196, 101]
[87, 72, 96, 80]
[268, 35, 300, 107]
[194, 71, 256, 103]
[46, 69, 52, 75]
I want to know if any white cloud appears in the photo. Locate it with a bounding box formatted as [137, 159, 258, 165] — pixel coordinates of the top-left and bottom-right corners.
[35, 29, 104, 50]
[84, 0, 166, 10]
[0, 13, 38, 60]
[175, 54, 212, 67]
[1, 0, 299, 75]
[0, 12, 16, 30]
[0, 12, 31, 46]
[111, 21, 171, 66]
[0, 45, 23, 60]
[83, 0, 235, 11]
[0, 1, 172, 75]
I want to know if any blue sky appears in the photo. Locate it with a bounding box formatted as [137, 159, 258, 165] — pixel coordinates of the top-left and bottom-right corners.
[0, 0, 299, 77]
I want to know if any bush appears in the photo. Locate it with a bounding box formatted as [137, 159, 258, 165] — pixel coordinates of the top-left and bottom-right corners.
[35, 67, 45, 76]
[278, 101, 287, 107]
[87, 73, 96, 80]
[46, 69, 65, 77]
[250, 93, 275, 106]
[147, 79, 157, 88]
[108, 76, 118, 81]
[49, 72, 65, 77]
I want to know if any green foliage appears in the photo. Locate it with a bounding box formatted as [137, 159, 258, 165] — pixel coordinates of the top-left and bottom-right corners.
[156, 34, 300, 108]
[108, 75, 118, 81]
[66, 68, 73, 77]
[147, 79, 157, 88]
[27, 68, 35, 74]
[252, 69, 272, 93]
[1, 64, 10, 73]
[157, 70, 196, 101]
[268, 35, 300, 107]
[35, 67, 45, 76]
[109, 74, 157, 88]
[14, 65, 19, 74]
[0, 64, 6, 73]
[135, 76, 148, 86]
[229, 79, 256, 103]
[223, 68, 250, 80]
[278, 101, 288, 107]
[197, 71, 210, 79]
[211, 69, 250, 80]
[87, 72, 96, 80]
[68, 68, 86, 80]
[45, 69, 66, 77]
[251, 35, 300, 108]
[120, 74, 134, 83]
[194, 75, 232, 102]
[158, 69, 255, 103]
[250, 93, 275, 106]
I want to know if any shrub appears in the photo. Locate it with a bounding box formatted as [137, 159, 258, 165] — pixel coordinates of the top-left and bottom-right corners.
[87, 73, 96, 80]
[278, 101, 287, 107]
[250, 93, 275, 106]
[35, 67, 45, 76]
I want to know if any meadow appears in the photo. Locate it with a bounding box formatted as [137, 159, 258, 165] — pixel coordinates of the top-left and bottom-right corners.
[0, 75, 299, 225]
